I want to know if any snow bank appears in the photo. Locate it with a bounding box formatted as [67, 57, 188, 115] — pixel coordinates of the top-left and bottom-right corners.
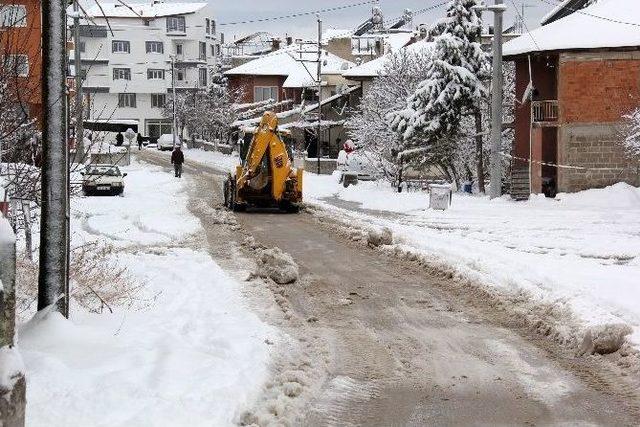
[303, 173, 640, 351]
[21, 159, 276, 426]
[257, 247, 299, 284]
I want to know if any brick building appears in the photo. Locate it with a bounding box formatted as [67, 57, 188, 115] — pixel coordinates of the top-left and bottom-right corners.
[503, 0, 639, 196]
[0, 0, 43, 124]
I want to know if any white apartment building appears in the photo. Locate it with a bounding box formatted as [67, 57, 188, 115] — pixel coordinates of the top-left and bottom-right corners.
[74, 1, 219, 139]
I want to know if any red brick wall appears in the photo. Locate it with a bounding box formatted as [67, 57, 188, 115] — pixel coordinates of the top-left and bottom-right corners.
[0, 0, 43, 124]
[513, 55, 558, 159]
[559, 54, 640, 123]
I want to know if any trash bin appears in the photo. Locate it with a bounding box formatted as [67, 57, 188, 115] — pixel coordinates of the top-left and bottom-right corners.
[429, 184, 452, 210]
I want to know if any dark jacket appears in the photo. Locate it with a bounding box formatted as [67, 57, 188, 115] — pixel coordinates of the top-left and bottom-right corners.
[116, 132, 124, 146]
[137, 133, 143, 144]
[171, 148, 184, 164]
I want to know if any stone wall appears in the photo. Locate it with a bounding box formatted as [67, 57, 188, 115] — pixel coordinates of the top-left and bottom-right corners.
[558, 123, 638, 192]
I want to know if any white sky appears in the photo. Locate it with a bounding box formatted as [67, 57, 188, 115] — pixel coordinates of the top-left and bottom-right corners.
[212, 0, 554, 42]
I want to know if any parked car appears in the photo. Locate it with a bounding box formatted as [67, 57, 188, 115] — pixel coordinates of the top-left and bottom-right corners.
[81, 164, 127, 196]
[157, 134, 181, 151]
[336, 141, 377, 187]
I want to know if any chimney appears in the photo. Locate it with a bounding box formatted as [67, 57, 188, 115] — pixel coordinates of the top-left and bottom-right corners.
[286, 36, 293, 46]
[271, 38, 281, 51]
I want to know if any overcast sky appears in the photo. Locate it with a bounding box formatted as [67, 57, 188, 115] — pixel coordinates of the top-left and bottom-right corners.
[212, 0, 555, 42]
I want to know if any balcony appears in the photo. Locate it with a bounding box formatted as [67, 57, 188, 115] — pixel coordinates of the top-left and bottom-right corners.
[532, 100, 559, 124]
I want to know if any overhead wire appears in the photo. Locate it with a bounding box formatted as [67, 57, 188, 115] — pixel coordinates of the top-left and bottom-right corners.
[536, 0, 640, 27]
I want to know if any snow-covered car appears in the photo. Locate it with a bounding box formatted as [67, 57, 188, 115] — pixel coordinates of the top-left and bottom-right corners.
[336, 142, 377, 187]
[81, 164, 127, 196]
[157, 134, 181, 151]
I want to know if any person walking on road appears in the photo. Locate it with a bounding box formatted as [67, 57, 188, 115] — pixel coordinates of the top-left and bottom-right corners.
[137, 132, 144, 150]
[171, 145, 185, 178]
[116, 131, 124, 146]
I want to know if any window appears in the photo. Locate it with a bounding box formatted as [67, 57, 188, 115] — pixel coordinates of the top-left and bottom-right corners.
[211, 19, 216, 34]
[166, 16, 185, 33]
[198, 68, 207, 87]
[3, 54, 29, 77]
[112, 40, 130, 53]
[112, 68, 131, 80]
[216, 44, 221, 56]
[80, 67, 88, 80]
[145, 41, 164, 54]
[205, 18, 210, 34]
[199, 42, 206, 60]
[78, 41, 86, 53]
[118, 93, 136, 108]
[0, 5, 27, 27]
[210, 44, 215, 56]
[151, 93, 166, 108]
[176, 69, 185, 81]
[175, 43, 183, 55]
[147, 69, 165, 80]
[254, 86, 278, 102]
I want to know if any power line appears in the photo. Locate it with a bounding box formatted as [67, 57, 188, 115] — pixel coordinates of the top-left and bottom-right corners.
[218, 0, 379, 26]
[509, 0, 540, 50]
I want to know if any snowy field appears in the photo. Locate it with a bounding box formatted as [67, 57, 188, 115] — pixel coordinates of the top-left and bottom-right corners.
[19, 161, 276, 426]
[175, 148, 640, 350]
[306, 173, 640, 348]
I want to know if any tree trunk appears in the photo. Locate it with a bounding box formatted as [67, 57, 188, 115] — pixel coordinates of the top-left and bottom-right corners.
[475, 109, 485, 194]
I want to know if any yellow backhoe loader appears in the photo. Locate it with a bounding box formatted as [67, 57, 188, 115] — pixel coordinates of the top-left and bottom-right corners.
[224, 111, 303, 212]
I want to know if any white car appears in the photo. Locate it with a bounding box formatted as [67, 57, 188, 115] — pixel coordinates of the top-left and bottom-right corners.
[337, 148, 377, 187]
[157, 134, 181, 151]
[81, 164, 127, 196]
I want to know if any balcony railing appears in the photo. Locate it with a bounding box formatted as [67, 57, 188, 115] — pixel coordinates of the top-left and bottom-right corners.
[532, 100, 559, 123]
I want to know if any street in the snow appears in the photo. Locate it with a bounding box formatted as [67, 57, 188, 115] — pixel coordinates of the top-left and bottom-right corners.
[141, 149, 640, 426]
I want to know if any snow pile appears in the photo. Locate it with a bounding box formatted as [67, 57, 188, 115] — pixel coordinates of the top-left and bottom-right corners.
[303, 172, 640, 350]
[579, 324, 633, 356]
[367, 227, 393, 247]
[257, 247, 299, 285]
[21, 160, 276, 426]
[73, 162, 200, 246]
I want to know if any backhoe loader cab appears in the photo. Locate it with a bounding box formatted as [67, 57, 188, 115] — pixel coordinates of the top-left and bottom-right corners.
[224, 112, 303, 212]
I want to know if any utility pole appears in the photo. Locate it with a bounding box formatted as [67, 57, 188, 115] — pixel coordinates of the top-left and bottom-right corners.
[316, 17, 323, 175]
[488, 1, 507, 199]
[170, 55, 178, 148]
[39, 0, 69, 314]
[72, 0, 84, 163]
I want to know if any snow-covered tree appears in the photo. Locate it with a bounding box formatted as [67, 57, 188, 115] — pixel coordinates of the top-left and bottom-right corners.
[348, 49, 430, 183]
[622, 107, 640, 166]
[387, 0, 490, 187]
[163, 69, 242, 142]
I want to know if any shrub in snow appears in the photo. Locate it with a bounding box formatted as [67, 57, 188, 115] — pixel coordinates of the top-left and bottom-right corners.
[621, 107, 640, 169]
[367, 227, 393, 247]
[257, 247, 299, 284]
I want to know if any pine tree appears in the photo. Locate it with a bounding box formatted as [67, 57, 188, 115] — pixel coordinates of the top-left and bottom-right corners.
[387, 0, 489, 185]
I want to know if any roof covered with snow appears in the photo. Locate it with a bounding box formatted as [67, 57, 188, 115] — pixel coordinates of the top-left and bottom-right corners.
[82, 2, 207, 18]
[504, 0, 640, 56]
[343, 39, 432, 79]
[225, 44, 354, 88]
[539, 0, 593, 25]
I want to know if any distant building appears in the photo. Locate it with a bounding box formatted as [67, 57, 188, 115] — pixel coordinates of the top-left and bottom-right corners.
[504, 0, 639, 196]
[0, 0, 43, 125]
[73, 1, 218, 139]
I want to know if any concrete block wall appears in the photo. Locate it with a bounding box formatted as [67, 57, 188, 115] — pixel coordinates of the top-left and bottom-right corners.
[558, 123, 637, 192]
